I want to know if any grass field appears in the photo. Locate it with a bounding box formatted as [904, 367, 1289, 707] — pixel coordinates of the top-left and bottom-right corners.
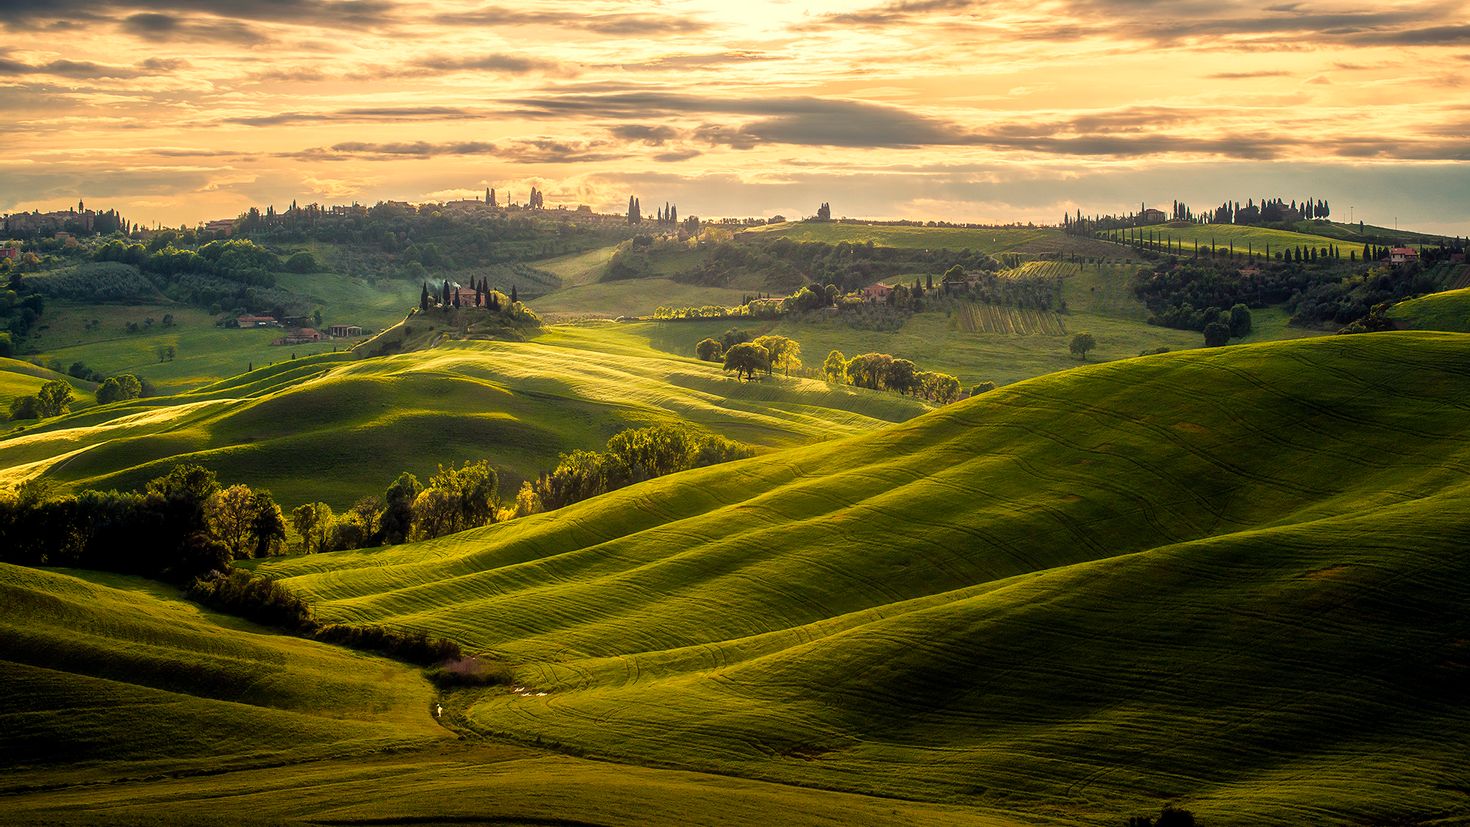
[0, 357, 96, 411]
[254, 332, 1470, 825]
[1100, 223, 1348, 257]
[0, 563, 1001, 827]
[743, 222, 1134, 259]
[535, 277, 750, 319]
[632, 262, 1225, 385]
[0, 563, 445, 778]
[0, 329, 927, 508]
[1389, 285, 1470, 332]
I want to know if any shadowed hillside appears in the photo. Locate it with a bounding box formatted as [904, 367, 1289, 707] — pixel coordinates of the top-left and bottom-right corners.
[257, 331, 1470, 825]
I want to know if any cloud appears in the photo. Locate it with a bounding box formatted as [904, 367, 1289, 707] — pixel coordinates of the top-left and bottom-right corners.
[0, 56, 144, 79]
[1204, 70, 1292, 79]
[120, 12, 269, 44]
[225, 106, 479, 126]
[286, 141, 499, 160]
[0, 0, 394, 28]
[408, 54, 570, 75]
[433, 6, 708, 36]
[610, 124, 680, 145]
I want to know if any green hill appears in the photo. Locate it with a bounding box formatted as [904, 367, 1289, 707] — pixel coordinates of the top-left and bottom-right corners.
[0, 357, 96, 412]
[256, 332, 1470, 825]
[1100, 223, 1348, 257]
[742, 222, 1130, 259]
[0, 329, 928, 507]
[1389, 284, 1470, 332]
[0, 563, 445, 778]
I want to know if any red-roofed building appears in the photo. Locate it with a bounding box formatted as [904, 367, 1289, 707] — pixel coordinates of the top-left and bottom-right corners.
[237, 314, 279, 328]
[861, 281, 894, 301]
[1389, 247, 1419, 264]
[275, 328, 321, 345]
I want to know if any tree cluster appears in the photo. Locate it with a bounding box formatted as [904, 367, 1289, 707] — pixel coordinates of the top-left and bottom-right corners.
[0, 465, 287, 582]
[8, 379, 75, 421]
[823, 349, 963, 404]
[534, 424, 753, 511]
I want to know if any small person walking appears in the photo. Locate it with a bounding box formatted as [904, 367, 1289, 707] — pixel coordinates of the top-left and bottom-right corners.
[434, 702, 443, 719]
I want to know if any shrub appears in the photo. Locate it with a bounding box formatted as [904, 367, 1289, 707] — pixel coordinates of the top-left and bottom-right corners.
[425, 656, 514, 688]
[314, 623, 462, 665]
[188, 569, 316, 631]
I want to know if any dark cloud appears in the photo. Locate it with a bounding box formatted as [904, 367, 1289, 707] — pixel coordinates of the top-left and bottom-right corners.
[433, 7, 708, 36]
[120, 12, 269, 44]
[610, 124, 680, 145]
[225, 106, 478, 126]
[804, 0, 975, 28]
[409, 54, 568, 75]
[0, 56, 143, 79]
[1205, 70, 1292, 79]
[620, 51, 773, 71]
[0, 0, 393, 28]
[1351, 24, 1470, 45]
[286, 141, 498, 160]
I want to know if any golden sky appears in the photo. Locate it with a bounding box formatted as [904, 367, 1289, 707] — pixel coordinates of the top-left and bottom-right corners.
[4, 0, 1468, 232]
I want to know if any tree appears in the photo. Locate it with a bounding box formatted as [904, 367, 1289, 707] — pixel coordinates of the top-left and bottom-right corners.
[205, 484, 260, 559]
[285, 251, 319, 273]
[720, 327, 752, 351]
[0, 331, 11, 358]
[753, 334, 801, 377]
[420, 282, 430, 311]
[248, 489, 287, 557]
[695, 337, 724, 362]
[36, 380, 73, 417]
[512, 481, 543, 518]
[1069, 332, 1096, 361]
[823, 349, 847, 383]
[291, 502, 335, 553]
[8, 394, 40, 421]
[409, 487, 457, 540]
[510, 284, 518, 304]
[381, 472, 421, 544]
[1228, 303, 1252, 338]
[96, 374, 142, 404]
[1203, 321, 1231, 347]
[722, 342, 769, 381]
[970, 381, 998, 396]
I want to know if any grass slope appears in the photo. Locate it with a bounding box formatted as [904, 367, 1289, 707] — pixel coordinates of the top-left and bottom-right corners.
[1101, 223, 1347, 257]
[0, 331, 927, 507]
[259, 332, 1470, 825]
[0, 566, 1007, 827]
[0, 563, 444, 780]
[0, 357, 95, 411]
[1389, 284, 1470, 332]
[743, 222, 1131, 258]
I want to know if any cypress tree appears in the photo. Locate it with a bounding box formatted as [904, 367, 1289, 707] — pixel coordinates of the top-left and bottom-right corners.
[511, 284, 518, 304]
[420, 282, 429, 311]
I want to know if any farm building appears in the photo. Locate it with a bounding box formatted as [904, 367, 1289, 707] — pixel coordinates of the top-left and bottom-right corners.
[275, 328, 321, 345]
[203, 219, 236, 236]
[1389, 247, 1419, 264]
[329, 324, 363, 337]
[237, 314, 279, 328]
[0, 246, 17, 260]
[861, 282, 894, 301]
[1139, 208, 1168, 225]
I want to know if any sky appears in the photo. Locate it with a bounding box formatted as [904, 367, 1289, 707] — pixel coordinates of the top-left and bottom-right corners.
[3, 0, 1469, 233]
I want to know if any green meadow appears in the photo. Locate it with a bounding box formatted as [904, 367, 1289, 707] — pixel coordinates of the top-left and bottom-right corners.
[1101, 223, 1350, 257]
[743, 221, 1132, 258]
[1389, 284, 1470, 332]
[0, 330, 927, 508]
[253, 332, 1470, 825]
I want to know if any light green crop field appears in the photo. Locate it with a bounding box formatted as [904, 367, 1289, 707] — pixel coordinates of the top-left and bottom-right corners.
[1100, 223, 1348, 257]
[271, 270, 423, 329]
[743, 221, 1133, 258]
[23, 303, 344, 395]
[0, 332, 927, 507]
[0, 563, 999, 827]
[0, 563, 446, 780]
[257, 332, 1470, 826]
[535, 277, 750, 319]
[625, 262, 1315, 386]
[1389, 284, 1470, 332]
[534, 242, 620, 286]
[0, 357, 96, 410]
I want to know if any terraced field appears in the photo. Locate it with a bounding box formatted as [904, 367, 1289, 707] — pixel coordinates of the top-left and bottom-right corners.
[0, 330, 927, 507]
[1100, 223, 1347, 257]
[255, 332, 1470, 825]
[951, 302, 1067, 335]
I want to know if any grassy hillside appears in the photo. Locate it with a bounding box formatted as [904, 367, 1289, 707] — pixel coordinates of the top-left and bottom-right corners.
[1101, 223, 1347, 257]
[0, 564, 1000, 827]
[0, 331, 927, 507]
[258, 332, 1470, 825]
[531, 277, 750, 320]
[0, 563, 445, 778]
[743, 221, 1132, 258]
[629, 262, 1305, 386]
[1389, 285, 1470, 332]
[0, 357, 95, 410]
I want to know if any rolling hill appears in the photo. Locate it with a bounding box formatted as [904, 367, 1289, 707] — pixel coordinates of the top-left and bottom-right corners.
[1100, 223, 1350, 257]
[0, 328, 928, 508]
[741, 222, 1131, 259]
[1389, 284, 1470, 332]
[255, 331, 1470, 825]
